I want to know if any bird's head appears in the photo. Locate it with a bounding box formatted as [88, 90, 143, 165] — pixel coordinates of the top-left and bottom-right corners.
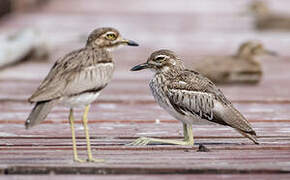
[86, 27, 139, 49]
[237, 41, 277, 58]
[131, 49, 184, 73]
[249, 1, 269, 16]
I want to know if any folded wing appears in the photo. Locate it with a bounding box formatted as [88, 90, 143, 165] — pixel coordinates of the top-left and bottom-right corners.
[29, 49, 114, 102]
[166, 71, 256, 135]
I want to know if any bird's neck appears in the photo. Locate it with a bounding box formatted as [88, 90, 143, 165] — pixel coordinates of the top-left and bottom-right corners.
[254, 9, 269, 17]
[87, 46, 113, 63]
[158, 66, 183, 79]
[236, 53, 261, 66]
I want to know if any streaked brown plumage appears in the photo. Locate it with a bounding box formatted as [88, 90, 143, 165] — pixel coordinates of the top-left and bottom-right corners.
[250, 1, 290, 31]
[130, 49, 259, 146]
[193, 41, 276, 84]
[25, 27, 138, 162]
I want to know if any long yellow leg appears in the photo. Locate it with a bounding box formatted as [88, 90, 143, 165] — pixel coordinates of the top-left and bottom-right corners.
[127, 123, 194, 146]
[69, 108, 86, 163]
[82, 105, 104, 163]
[183, 123, 194, 144]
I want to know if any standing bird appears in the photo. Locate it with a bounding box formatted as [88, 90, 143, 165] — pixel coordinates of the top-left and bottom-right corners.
[129, 49, 259, 146]
[193, 41, 277, 84]
[249, 1, 290, 31]
[25, 27, 138, 162]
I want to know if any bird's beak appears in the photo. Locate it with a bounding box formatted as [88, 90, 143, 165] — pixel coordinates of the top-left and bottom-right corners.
[130, 63, 150, 71]
[121, 39, 139, 46]
[264, 50, 278, 56]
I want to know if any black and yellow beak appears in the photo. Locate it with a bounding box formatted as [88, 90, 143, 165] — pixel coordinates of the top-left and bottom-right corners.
[130, 63, 150, 71]
[122, 39, 139, 46]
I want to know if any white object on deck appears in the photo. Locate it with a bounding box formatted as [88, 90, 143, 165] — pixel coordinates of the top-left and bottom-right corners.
[0, 28, 49, 68]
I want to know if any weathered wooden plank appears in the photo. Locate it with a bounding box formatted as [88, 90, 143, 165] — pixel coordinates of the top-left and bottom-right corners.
[0, 122, 290, 138]
[0, 101, 290, 124]
[1, 145, 290, 174]
[1, 174, 290, 180]
[1, 158, 290, 174]
[1, 139, 290, 151]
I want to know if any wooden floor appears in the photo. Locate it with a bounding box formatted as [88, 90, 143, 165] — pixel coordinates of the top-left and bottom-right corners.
[0, 0, 290, 179]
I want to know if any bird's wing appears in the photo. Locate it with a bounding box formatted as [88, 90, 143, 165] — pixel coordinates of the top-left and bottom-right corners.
[166, 70, 255, 133]
[169, 69, 231, 104]
[29, 49, 114, 102]
[167, 89, 216, 122]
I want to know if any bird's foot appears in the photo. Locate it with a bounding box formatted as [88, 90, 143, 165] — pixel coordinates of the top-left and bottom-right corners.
[127, 137, 194, 146]
[127, 137, 152, 146]
[87, 157, 105, 163]
[73, 157, 87, 163]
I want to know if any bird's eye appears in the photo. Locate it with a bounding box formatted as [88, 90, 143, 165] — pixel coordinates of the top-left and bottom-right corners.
[155, 55, 165, 62]
[106, 33, 117, 40]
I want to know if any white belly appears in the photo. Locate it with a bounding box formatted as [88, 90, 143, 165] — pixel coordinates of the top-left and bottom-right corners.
[61, 92, 100, 108]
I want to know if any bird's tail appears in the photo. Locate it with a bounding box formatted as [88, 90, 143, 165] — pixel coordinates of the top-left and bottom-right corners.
[25, 100, 55, 129]
[236, 129, 259, 145]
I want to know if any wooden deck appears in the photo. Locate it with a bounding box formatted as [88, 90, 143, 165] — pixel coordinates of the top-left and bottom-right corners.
[0, 0, 290, 179]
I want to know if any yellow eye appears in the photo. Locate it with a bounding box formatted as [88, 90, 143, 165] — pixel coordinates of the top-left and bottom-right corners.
[106, 33, 116, 40]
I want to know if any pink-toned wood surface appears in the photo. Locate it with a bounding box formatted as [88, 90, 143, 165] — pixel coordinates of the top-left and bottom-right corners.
[1, 175, 290, 180]
[0, 0, 290, 179]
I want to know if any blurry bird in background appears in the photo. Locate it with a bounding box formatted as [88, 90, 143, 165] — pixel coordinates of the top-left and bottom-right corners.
[25, 27, 138, 163]
[249, 1, 290, 31]
[192, 41, 277, 84]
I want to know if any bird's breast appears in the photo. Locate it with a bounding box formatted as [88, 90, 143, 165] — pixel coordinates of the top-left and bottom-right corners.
[60, 62, 114, 108]
[149, 76, 168, 107]
[89, 62, 115, 83]
[149, 76, 178, 117]
[61, 92, 100, 108]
